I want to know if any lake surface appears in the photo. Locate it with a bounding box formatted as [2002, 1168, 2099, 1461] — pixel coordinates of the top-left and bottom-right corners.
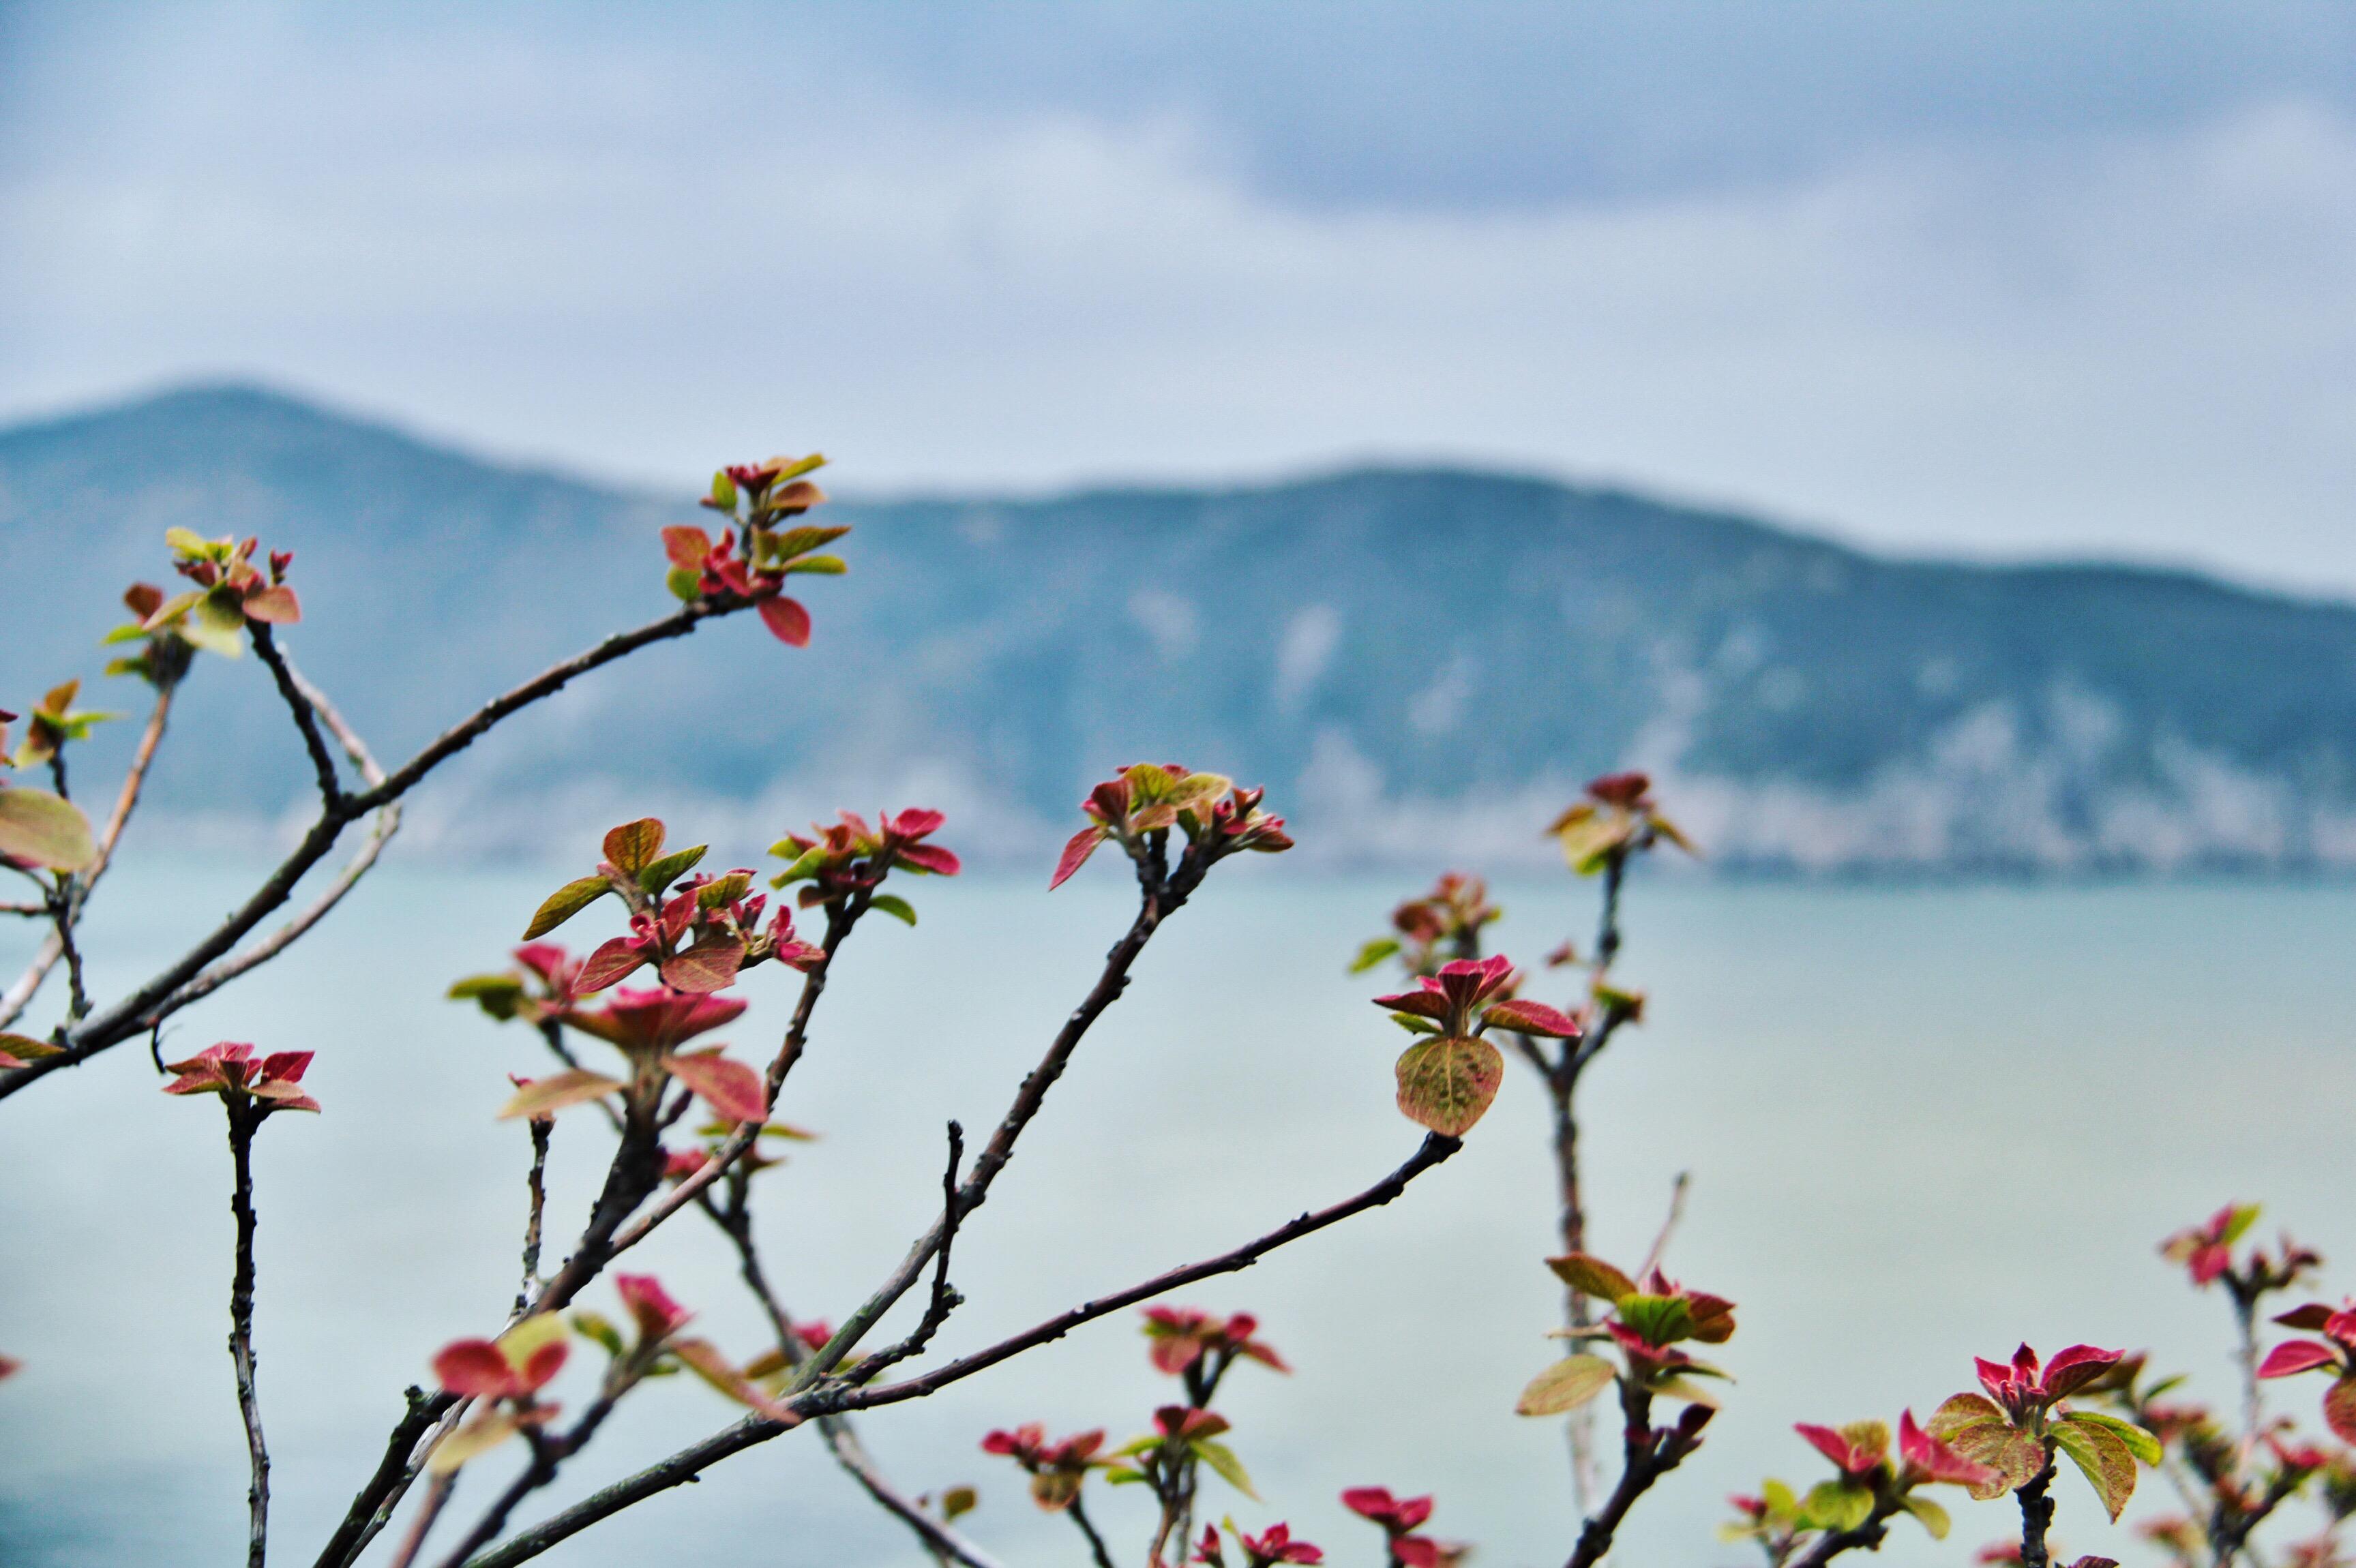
[5, 863, 2355, 1567]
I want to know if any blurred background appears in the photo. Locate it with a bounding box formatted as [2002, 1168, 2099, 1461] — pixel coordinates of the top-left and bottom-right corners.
[4, 4, 2356, 1566]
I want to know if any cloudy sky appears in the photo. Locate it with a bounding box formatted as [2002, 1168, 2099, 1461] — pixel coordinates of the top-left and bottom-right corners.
[5, 1, 2356, 592]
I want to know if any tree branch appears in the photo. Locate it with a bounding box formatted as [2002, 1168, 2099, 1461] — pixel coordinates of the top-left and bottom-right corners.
[1564, 1381, 1712, 1568]
[457, 1132, 1461, 1567]
[250, 623, 346, 810]
[226, 1098, 271, 1568]
[1, 600, 751, 1099]
[699, 1167, 1004, 1568]
[0, 677, 177, 1031]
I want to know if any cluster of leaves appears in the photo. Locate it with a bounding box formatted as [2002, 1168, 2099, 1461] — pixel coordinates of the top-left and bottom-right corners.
[1348, 873, 1499, 978]
[1545, 770, 1693, 875]
[977, 1306, 1480, 1567]
[1370, 954, 1582, 1136]
[1723, 1412, 1998, 1554]
[1518, 1252, 1736, 1418]
[456, 809, 941, 1129]
[981, 1306, 1326, 1566]
[667, 453, 843, 646]
[1051, 764, 1293, 890]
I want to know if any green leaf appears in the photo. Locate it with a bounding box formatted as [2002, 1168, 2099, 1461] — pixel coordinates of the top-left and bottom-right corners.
[1547, 1253, 1639, 1301]
[709, 470, 738, 510]
[0, 787, 96, 871]
[638, 844, 709, 896]
[1190, 1439, 1257, 1499]
[1349, 937, 1402, 974]
[0, 1033, 64, 1061]
[496, 1070, 625, 1120]
[1389, 1011, 1442, 1035]
[1516, 1353, 1616, 1415]
[764, 522, 848, 560]
[666, 566, 701, 602]
[2058, 1411, 2160, 1466]
[695, 870, 751, 909]
[522, 875, 613, 939]
[1901, 1494, 1951, 1539]
[2220, 1203, 2262, 1247]
[1103, 1466, 1150, 1486]
[602, 818, 666, 875]
[782, 554, 848, 575]
[1802, 1479, 1875, 1532]
[1394, 1034, 1504, 1136]
[447, 974, 526, 1021]
[1615, 1294, 1696, 1346]
[570, 1310, 625, 1357]
[2053, 1417, 2137, 1521]
[940, 1486, 976, 1521]
[426, 1410, 518, 1475]
[768, 845, 829, 883]
[1925, 1392, 2004, 1439]
[869, 892, 917, 926]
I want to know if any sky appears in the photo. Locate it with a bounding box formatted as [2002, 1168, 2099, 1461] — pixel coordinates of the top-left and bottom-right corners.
[4, 1, 2356, 592]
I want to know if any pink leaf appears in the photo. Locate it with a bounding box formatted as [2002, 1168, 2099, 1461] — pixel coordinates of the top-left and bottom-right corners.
[576, 938, 649, 994]
[1481, 999, 1583, 1038]
[241, 584, 301, 624]
[663, 1049, 769, 1124]
[2260, 1340, 2341, 1378]
[661, 937, 745, 995]
[433, 1340, 516, 1397]
[1049, 827, 1104, 890]
[895, 841, 961, 876]
[758, 596, 811, 646]
[661, 525, 713, 571]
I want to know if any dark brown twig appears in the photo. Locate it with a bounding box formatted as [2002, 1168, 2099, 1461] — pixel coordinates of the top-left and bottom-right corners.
[2016, 1457, 2058, 1568]
[226, 1097, 272, 1568]
[695, 1179, 1004, 1568]
[250, 624, 346, 810]
[1564, 1380, 1712, 1568]
[1067, 1494, 1120, 1568]
[457, 1132, 1461, 1567]
[513, 1117, 552, 1318]
[0, 600, 746, 1099]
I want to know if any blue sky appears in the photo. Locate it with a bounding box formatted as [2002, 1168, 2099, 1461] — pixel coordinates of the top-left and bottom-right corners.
[5, 1, 2356, 590]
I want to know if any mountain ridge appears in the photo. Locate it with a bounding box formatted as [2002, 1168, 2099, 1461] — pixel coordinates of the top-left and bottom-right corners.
[5, 383, 2353, 875]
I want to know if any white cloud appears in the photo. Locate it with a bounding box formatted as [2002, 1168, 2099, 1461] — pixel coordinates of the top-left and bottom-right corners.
[5, 12, 2356, 595]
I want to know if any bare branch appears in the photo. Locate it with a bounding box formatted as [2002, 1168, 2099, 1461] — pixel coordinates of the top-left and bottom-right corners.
[456, 1132, 1461, 1567]
[1, 599, 756, 1099]
[696, 1179, 1004, 1568]
[1637, 1171, 1691, 1280]
[513, 1117, 552, 1318]
[0, 678, 177, 1031]
[250, 623, 346, 810]
[226, 1098, 272, 1568]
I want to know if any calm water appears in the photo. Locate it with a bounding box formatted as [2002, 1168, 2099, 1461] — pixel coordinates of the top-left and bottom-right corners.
[5, 863, 2355, 1567]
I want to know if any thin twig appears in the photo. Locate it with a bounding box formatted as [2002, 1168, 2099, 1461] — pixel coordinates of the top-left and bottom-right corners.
[1067, 1495, 1120, 1568]
[698, 1173, 1005, 1568]
[385, 1473, 456, 1568]
[2015, 1457, 2057, 1568]
[309, 1387, 448, 1568]
[855, 1121, 966, 1381]
[226, 1098, 272, 1568]
[1, 601, 745, 1098]
[794, 855, 1195, 1389]
[513, 1117, 552, 1318]
[1564, 1379, 1712, 1568]
[1637, 1171, 1692, 1279]
[250, 624, 346, 811]
[457, 1132, 1462, 1567]
[0, 678, 176, 1029]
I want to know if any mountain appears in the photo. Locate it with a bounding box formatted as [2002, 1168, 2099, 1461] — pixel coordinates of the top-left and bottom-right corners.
[5, 383, 2355, 874]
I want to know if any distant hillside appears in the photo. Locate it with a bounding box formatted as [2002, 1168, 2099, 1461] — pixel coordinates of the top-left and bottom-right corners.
[5, 384, 2355, 873]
